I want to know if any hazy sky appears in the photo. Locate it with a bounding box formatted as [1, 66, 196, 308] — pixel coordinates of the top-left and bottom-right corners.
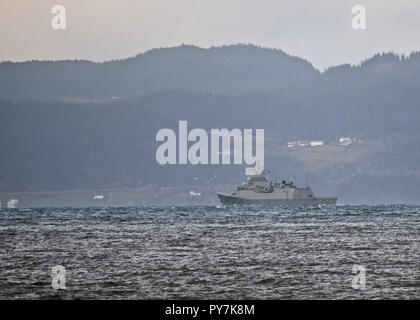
[0, 0, 419, 70]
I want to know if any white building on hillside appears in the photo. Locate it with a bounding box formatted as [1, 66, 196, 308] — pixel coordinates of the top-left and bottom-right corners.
[339, 137, 353, 146]
[7, 199, 19, 208]
[288, 140, 324, 147]
[310, 140, 324, 147]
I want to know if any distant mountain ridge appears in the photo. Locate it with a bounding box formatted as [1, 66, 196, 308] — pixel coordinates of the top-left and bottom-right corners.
[1, 44, 418, 102]
[0, 44, 320, 100]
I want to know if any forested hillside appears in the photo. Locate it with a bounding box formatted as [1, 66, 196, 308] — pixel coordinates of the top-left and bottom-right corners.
[1, 45, 419, 203]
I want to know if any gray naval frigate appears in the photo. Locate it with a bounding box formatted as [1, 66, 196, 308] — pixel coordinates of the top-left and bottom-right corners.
[217, 169, 337, 206]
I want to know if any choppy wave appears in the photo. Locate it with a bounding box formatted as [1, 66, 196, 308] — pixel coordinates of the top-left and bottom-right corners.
[0, 205, 418, 299]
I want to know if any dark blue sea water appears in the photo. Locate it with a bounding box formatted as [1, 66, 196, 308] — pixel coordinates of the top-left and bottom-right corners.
[0, 205, 418, 299]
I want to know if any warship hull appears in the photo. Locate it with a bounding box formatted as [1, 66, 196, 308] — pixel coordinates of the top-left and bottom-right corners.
[217, 193, 337, 206]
